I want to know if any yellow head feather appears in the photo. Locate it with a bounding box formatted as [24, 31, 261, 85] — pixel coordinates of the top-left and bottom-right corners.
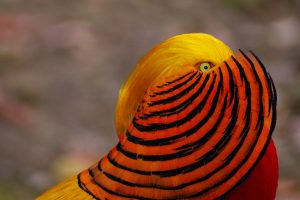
[115, 33, 233, 137]
[36, 176, 93, 200]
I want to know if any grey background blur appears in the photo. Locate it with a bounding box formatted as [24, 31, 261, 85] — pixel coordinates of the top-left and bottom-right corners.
[0, 0, 299, 199]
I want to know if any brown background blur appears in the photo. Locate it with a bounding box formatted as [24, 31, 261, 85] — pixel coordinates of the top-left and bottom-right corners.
[0, 0, 299, 199]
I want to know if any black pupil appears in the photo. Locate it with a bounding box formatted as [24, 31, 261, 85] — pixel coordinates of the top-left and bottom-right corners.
[204, 65, 208, 69]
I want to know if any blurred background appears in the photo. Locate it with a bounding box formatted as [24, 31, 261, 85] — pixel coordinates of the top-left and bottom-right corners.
[0, 0, 299, 199]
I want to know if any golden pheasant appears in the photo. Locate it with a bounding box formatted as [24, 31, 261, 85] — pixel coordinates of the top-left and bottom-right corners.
[37, 33, 278, 200]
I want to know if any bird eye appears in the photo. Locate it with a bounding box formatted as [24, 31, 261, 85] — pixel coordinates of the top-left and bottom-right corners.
[198, 62, 211, 72]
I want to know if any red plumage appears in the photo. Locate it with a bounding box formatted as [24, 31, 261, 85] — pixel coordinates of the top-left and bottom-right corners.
[225, 139, 278, 200]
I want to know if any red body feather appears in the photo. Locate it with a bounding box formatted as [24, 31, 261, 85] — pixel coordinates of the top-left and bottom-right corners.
[225, 139, 278, 200]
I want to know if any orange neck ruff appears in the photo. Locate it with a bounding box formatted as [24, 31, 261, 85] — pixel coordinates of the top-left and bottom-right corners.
[78, 51, 277, 199]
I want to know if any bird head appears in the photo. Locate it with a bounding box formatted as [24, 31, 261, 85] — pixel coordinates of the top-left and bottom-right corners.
[115, 33, 234, 137]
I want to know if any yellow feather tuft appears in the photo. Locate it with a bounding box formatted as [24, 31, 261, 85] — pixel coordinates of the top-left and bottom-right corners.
[36, 176, 93, 200]
[115, 33, 233, 138]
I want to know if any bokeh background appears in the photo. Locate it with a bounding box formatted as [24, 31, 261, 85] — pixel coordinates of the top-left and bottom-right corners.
[0, 0, 299, 199]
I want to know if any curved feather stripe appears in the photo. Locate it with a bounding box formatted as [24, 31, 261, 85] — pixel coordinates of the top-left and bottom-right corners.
[140, 73, 202, 118]
[130, 73, 218, 142]
[129, 76, 217, 143]
[148, 71, 198, 98]
[78, 51, 276, 200]
[139, 71, 198, 115]
[119, 94, 233, 160]
[137, 73, 212, 123]
[133, 74, 217, 131]
[156, 71, 194, 89]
